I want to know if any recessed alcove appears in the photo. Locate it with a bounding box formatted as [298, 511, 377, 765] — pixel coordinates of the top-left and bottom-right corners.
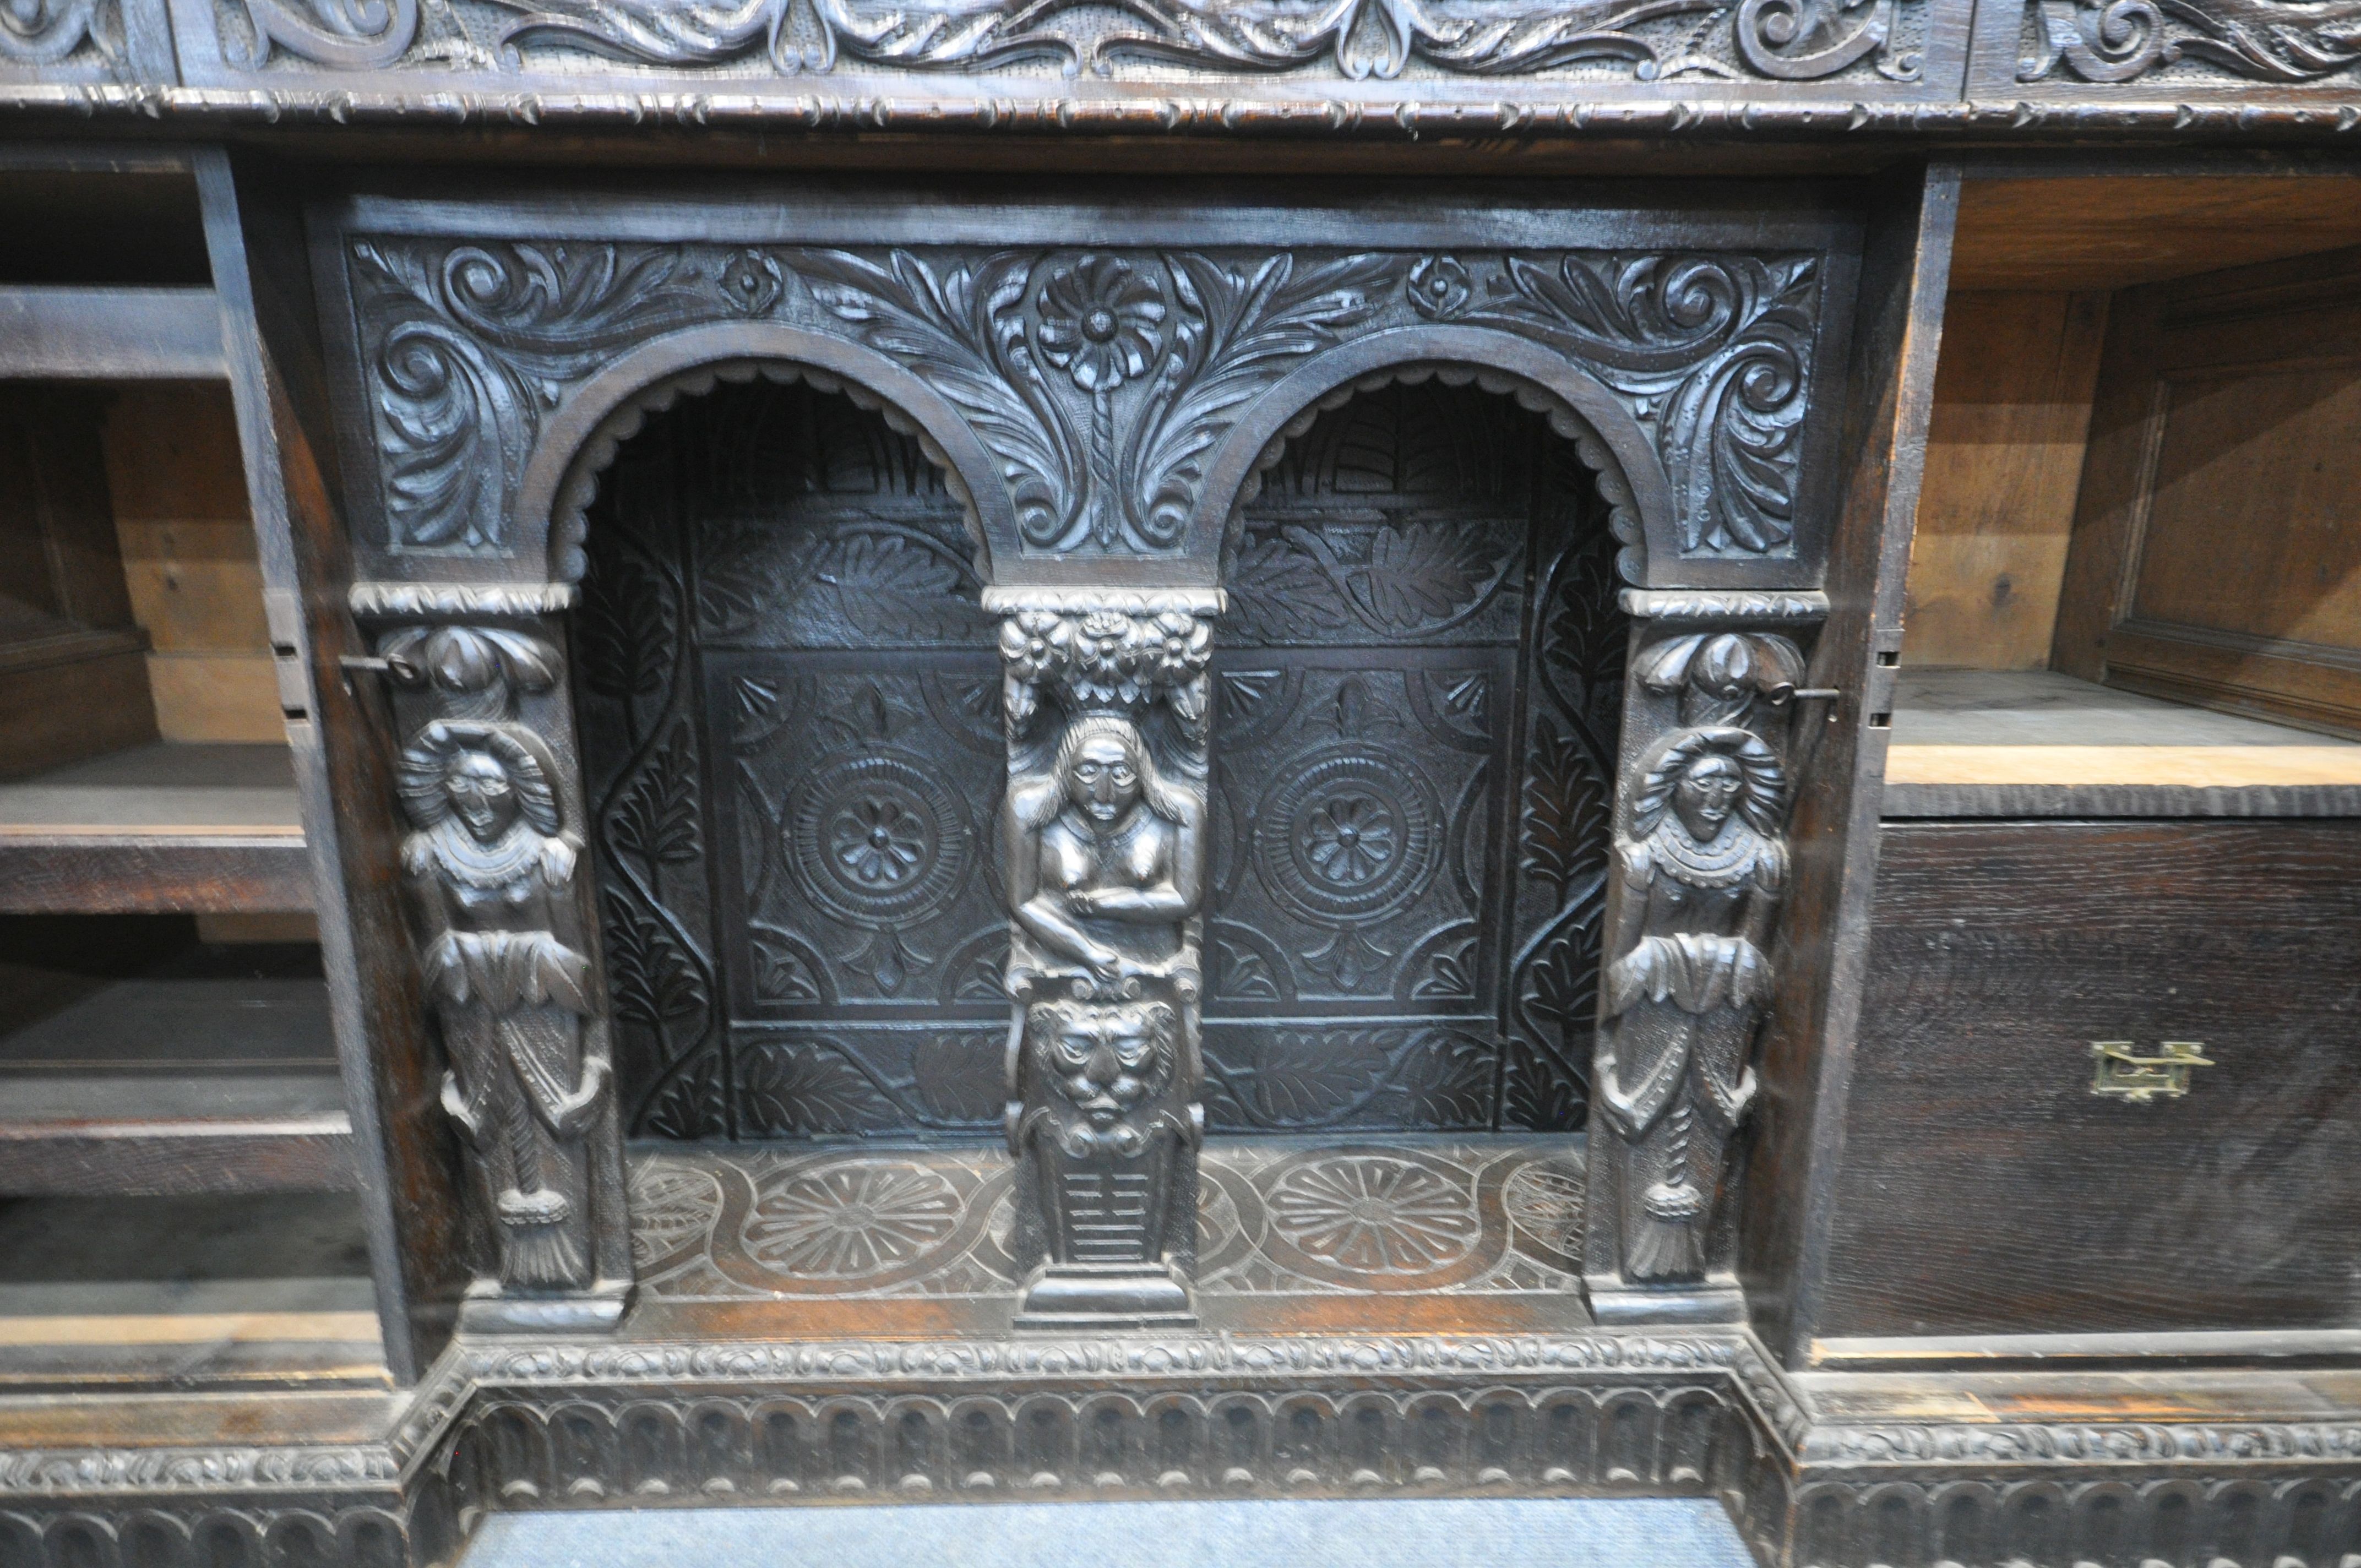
[563, 371, 1624, 1327]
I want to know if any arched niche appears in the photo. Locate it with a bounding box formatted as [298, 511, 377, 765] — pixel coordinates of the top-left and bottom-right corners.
[516, 324, 1010, 584]
[1190, 325, 1675, 588]
[564, 371, 1009, 1141]
[1200, 373, 1627, 1135]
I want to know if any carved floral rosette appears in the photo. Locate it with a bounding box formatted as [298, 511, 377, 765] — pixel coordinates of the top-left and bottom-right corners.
[352, 583, 633, 1328]
[991, 589, 1218, 1327]
[1588, 601, 1816, 1314]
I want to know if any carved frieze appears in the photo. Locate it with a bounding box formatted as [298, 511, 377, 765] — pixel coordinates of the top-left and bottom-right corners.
[200, 0, 1925, 81]
[994, 587, 1216, 1326]
[341, 236, 1830, 581]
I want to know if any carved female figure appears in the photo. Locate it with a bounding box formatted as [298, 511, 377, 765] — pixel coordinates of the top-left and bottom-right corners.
[1597, 726, 1788, 1283]
[397, 720, 607, 1293]
[1004, 714, 1205, 997]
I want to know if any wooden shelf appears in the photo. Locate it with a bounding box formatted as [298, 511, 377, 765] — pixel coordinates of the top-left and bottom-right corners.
[0, 945, 350, 1196]
[0, 285, 224, 380]
[1883, 669, 2361, 818]
[0, 742, 311, 913]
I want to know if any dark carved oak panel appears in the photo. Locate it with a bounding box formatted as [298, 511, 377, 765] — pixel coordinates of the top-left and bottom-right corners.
[1206, 383, 1624, 1136]
[576, 379, 1003, 1139]
[579, 378, 1620, 1141]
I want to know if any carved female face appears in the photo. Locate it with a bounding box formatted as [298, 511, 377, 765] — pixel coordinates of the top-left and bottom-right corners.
[444, 749, 520, 843]
[1065, 732, 1143, 826]
[1673, 753, 1744, 841]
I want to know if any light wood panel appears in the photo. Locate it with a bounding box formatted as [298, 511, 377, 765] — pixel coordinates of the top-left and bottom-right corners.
[1902, 291, 2107, 670]
[1953, 177, 2361, 292]
[2055, 246, 2361, 740]
[102, 384, 282, 743]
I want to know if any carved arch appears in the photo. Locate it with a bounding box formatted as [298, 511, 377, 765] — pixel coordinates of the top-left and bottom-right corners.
[517, 323, 1013, 584]
[1196, 325, 1676, 587]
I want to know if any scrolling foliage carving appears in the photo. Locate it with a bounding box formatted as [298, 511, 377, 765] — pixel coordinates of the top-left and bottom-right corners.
[220, 0, 1921, 80]
[2019, 0, 2361, 83]
[998, 592, 1214, 1326]
[346, 238, 1825, 575]
[1592, 628, 1804, 1286]
[368, 614, 632, 1315]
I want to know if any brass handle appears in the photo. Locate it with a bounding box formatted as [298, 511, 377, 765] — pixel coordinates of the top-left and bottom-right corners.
[2089, 1041, 2213, 1103]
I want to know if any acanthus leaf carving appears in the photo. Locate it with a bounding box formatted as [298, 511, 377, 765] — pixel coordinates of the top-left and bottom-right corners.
[791, 248, 1086, 551]
[1468, 251, 1820, 558]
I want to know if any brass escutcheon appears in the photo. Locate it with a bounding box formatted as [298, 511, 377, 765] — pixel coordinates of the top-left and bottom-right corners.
[2089, 1041, 2214, 1103]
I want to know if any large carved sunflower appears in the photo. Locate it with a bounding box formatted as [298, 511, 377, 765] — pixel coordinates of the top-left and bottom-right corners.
[1033, 255, 1167, 393]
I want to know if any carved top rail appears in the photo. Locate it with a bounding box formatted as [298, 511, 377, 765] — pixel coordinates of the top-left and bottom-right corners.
[8, 0, 2361, 138]
[314, 188, 1862, 592]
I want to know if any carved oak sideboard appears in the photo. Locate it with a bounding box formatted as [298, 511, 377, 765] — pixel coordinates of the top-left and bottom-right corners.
[3, 31, 2361, 1568]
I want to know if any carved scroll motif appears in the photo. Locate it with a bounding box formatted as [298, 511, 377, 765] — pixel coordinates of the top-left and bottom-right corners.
[0, 0, 99, 64]
[2019, 0, 2361, 83]
[362, 608, 633, 1326]
[993, 590, 1216, 1327]
[1593, 630, 1802, 1291]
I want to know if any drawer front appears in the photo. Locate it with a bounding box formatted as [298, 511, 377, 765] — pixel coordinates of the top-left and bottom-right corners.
[1820, 820, 2361, 1342]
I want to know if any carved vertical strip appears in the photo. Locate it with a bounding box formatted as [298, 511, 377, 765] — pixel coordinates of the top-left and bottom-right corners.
[989, 587, 1220, 1328]
[352, 581, 634, 1332]
[1586, 590, 1829, 1323]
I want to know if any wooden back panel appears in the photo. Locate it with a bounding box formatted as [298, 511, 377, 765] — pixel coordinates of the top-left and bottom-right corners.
[2054, 245, 2361, 739]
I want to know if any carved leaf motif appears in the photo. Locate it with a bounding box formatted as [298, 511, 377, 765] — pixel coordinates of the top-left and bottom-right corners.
[793, 250, 1083, 549]
[1214, 935, 1281, 1001]
[739, 1044, 902, 1136]
[610, 725, 703, 868]
[578, 551, 677, 701]
[1503, 1039, 1587, 1132]
[602, 891, 708, 1029]
[1233, 1029, 1393, 1126]
[1521, 721, 1611, 899]
[1349, 520, 1509, 631]
[750, 928, 826, 1003]
[911, 1033, 1003, 1125]
[1411, 932, 1479, 1000]
[1395, 1031, 1496, 1129]
[1129, 253, 1399, 548]
[1226, 528, 1354, 641]
[809, 532, 965, 640]
[639, 1050, 728, 1140]
[1539, 535, 1629, 730]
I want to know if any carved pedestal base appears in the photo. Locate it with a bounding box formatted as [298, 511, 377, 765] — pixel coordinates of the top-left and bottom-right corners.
[1015, 1262, 1198, 1330]
[457, 1276, 634, 1335]
[1585, 1273, 1745, 1326]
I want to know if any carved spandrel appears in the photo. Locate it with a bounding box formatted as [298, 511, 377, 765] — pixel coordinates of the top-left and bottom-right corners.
[1588, 627, 1807, 1308]
[343, 238, 1826, 584]
[995, 591, 1217, 1327]
[358, 594, 634, 1327]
